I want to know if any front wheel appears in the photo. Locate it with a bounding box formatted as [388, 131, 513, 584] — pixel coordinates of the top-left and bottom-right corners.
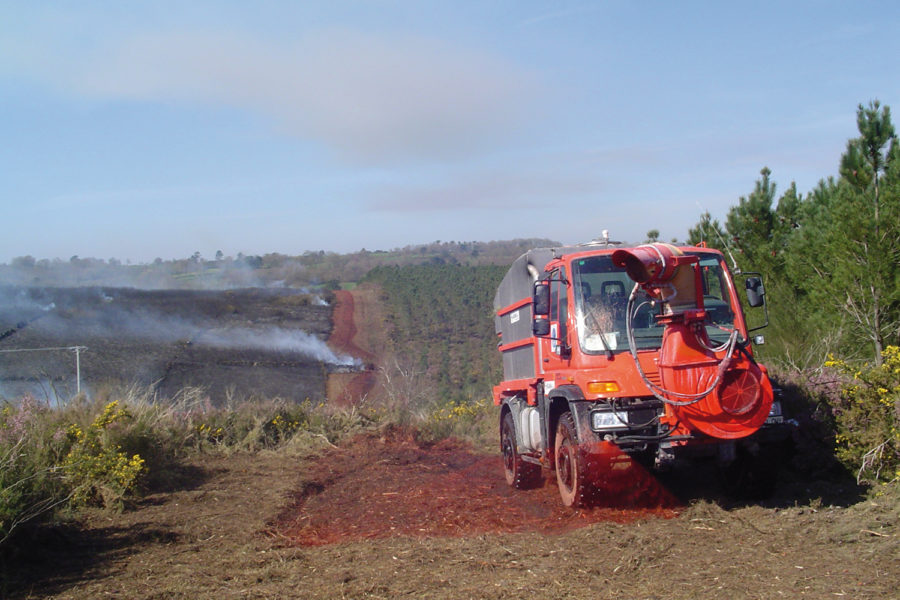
[555, 411, 591, 507]
[719, 446, 779, 500]
[501, 412, 541, 489]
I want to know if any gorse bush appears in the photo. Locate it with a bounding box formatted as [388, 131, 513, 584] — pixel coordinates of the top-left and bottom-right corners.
[0, 390, 369, 545]
[420, 397, 495, 449]
[826, 346, 900, 484]
[63, 401, 145, 509]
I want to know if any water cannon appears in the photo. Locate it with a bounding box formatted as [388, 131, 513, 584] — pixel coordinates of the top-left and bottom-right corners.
[612, 243, 682, 284]
[612, 243, 701, 316]
[611, 245, 770, 440]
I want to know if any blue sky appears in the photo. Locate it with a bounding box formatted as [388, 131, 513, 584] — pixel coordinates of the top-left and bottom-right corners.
[2, 1, 898, 263]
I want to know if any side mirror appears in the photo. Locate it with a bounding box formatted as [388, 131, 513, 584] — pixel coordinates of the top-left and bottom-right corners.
[533, 282, 550, 316]
[745, 277, 765, 308]
[533, 318, 551, 336]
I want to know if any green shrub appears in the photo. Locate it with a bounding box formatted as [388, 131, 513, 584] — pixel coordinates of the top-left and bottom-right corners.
[826, 346, 900, 484]
[0, 382, 502, 547]
[420, 398, 495, 449]
[0, 397, 70, 544]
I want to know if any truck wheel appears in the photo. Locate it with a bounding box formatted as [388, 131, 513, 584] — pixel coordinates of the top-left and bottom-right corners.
[719, 447, 778, 500]
[555, 411, 590, 508]
[501, 412, 541, 489]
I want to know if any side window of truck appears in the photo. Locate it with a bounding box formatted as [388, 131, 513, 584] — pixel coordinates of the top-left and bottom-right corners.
[548, 268, 568, 352]
[558, 267, 568, 344]
[550, 270, 559, 322]
[548, 271, 560, 354]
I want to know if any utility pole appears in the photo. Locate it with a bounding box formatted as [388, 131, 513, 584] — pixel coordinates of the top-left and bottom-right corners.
[73, 346, 86, 395]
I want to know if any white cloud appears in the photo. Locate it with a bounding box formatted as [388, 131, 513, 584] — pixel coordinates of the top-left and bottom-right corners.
[370, 167, 603, 212]
[33, 29, 538, 164]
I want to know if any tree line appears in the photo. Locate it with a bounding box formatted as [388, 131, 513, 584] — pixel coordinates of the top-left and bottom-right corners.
[688, 100, 899, 368]
[1, 239, 558, 290]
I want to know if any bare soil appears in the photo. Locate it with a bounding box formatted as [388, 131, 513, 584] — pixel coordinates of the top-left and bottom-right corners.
[325, 287, 384, 407]
[268, 430, 677, 547]
[6, 434, 898, 599]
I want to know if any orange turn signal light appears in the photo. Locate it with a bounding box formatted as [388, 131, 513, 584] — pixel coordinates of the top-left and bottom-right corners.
[587, 381, 620, 394]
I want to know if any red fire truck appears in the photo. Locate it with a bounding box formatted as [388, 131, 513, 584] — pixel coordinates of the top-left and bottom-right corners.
[493, 239, 789, 506]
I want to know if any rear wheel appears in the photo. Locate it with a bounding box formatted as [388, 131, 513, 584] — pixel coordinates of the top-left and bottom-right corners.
[501, 412, 541, 489]
[555, 411, 590, 507]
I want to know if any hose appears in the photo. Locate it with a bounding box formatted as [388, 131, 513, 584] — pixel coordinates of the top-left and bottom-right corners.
[625, 283, 738, 407]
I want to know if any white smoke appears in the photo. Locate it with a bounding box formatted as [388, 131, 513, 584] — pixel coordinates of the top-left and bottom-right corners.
[1, 285, 359, 367]
[199, 326, 360, 367]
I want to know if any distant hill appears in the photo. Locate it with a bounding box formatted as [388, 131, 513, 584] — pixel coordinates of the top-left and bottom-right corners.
[1, 239, 560, 289]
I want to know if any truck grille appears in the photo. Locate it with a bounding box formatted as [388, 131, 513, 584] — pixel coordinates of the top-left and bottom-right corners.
[643, 368, 662, 387]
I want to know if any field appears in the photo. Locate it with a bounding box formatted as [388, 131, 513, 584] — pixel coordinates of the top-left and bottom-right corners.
[2, 285, 899, 599]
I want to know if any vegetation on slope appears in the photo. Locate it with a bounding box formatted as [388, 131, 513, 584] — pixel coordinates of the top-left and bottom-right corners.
[0, 380, 497, 550]
[363, 264, 507, 406]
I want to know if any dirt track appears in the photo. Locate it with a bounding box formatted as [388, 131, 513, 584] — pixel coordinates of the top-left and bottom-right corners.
[269, 430, 677, 547]
[326, 287, 382, 406]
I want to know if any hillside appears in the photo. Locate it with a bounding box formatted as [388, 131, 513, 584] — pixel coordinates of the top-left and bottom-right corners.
[3, 251, 899, 599]
[363, 263, 507, 405]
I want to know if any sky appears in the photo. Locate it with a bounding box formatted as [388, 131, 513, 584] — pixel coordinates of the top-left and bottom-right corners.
[1, 1, 898, 264]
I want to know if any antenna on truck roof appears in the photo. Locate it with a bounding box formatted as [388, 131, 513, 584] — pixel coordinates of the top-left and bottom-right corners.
[579, 229, 623, 248]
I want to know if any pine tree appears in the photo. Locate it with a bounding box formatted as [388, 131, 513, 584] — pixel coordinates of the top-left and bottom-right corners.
[687, 211, 727, 250]
[790, 101, 899, 364]
[726, 167, 777, 273]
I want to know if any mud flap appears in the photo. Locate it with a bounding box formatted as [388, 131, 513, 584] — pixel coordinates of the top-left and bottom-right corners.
[568, 401, 602, 445]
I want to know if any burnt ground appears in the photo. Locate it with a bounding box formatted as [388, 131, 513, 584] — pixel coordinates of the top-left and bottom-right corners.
[0, 285, 333, 403]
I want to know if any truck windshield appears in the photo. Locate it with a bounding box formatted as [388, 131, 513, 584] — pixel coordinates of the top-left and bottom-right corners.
[572, 253, 737, 354]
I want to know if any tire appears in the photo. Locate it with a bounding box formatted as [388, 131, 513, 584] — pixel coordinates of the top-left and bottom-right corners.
[719, 447, 778, 500]
[501, 411, 541, 489]
[554, 411, 591, 507]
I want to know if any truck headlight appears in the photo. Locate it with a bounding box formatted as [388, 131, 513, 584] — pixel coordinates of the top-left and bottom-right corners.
[591, 410, 628, 430]
[765, 400, 784, 424]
